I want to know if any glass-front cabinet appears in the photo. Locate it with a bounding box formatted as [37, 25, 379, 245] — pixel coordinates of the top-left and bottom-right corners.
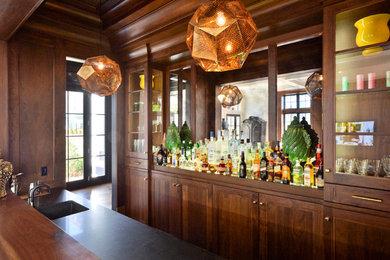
[325, 0, 390, 187]
[127, 69, 146, 157]
[152, 69, 164, 152]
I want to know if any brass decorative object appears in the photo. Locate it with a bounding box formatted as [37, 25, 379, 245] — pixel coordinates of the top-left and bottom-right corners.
[0, 160, 14, 198]
[305, 72, 323, 100]
[217, 85, 243, 107]
[77, 55, 122, 96]
[186, 0, 258, 72]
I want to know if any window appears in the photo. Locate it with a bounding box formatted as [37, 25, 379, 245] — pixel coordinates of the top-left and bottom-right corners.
[281, 93, 311, 135]
[65, 60, 111, 189]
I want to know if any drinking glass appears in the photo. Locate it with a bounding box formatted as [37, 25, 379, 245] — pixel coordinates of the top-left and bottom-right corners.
[336, 158, 345, 173]
[381, 155, 390, 178]
[367, 160, 382, 177]
[345, 158, 357, 174]
[356, 159, 368, 176]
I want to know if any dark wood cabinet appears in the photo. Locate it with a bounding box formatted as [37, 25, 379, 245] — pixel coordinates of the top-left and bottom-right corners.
[260, 194, 324, 260]
[150, 172, 182, 238]
[325, 207, 390, 259]
[125, 168, 149, 224]
[212, 185, 259, 259]
[180, 178, 212, 250]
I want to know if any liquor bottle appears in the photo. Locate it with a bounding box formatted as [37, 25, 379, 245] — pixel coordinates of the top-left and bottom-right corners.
[163, 147, 168, 166]
[208, 163, 216, 174]
[172, 148, 177, 167]
[238, 139, 246, 154]
[194, 154, 200, 172]
[225, 154, 233, 176]
[221, 135, 229, 161]
[179, 147, 186, 169]
[304, 157, 314, 187]
[208, 132, 216, 166]
[316, 160, 324, 189]
[239, 151, 247, 178]
[292, 160, 303, 186]
[314, 144, 322, 175]
[284, 154, 292, 180]
[181, 141, 186, 158]
[156, 144, 165, 166]
[273, 145, 283, 182]
[266, 155, 274, 182]
[273, 141, 280, 158]
[167, 151, 172, 167]
[281, 157, 290, 184]
[264, 141, 274, 160]
[188, 141, 194, 160]
[253, 150, 261, 180]
[246, 148, 253, 179]
[232, 150, 240, 176]
[175, 151, 181, 168]
[201, 154, 209, 173]
[215, 130, 223, 163]
[260, 152, 268, 181]
[228, 130, 236, 155]
[216, 158, 226, 175]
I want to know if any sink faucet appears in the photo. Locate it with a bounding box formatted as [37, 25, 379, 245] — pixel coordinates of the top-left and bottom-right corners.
[28, 183, 51, 208]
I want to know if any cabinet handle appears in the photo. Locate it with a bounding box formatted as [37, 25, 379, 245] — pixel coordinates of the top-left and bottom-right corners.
[324, 217, 331, 222]
[144, 152, 148, 154]
[176, 184, 181, 187]
[132, 162, 140, 165]
[143, 177, 148, 181]
[325, 169, 331, 173]
[259, 202, 264, 206]
[172, 183, 177, 187]
[252, 200, 258, 204]
[352, 195, 383, 203]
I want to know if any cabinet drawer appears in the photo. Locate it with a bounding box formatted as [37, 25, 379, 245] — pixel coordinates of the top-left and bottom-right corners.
[327, 184, 390, 212]
[127, 157, 148, 169]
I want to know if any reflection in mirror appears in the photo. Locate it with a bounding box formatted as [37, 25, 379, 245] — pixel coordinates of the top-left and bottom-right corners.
[169, 68, 191, 130]
[220, 78, 269, 143]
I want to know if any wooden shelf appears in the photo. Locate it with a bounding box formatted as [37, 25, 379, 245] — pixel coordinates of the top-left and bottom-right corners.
[129, 131, 145, 134]
[335, 132, 379, 136]
[335, 40, 390, 55]
[129, 111, 144, 114]
[335, 88, 390, 95]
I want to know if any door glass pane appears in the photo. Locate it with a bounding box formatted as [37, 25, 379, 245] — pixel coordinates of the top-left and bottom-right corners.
[68, 137, 83, 158]
[91, 115, 105, 135]
[68, 158, 84, 182]
[182, 68, 191, 127]
[92, 156, 105, 177]
[91, 94, 105, 114]
[68, 115, 84, 136]
[68, 92, 83, 114]
[91, 136, 105, 156]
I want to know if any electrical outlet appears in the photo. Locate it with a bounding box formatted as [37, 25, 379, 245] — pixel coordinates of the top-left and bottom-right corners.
[41, 166, 47, 176]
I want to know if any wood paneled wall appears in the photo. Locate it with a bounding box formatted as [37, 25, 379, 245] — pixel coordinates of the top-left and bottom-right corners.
[0, 41, 8, 159]
[6, 29, 109, 193]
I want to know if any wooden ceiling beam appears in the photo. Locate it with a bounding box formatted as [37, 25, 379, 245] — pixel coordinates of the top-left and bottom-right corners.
[0, 0, 44, 40]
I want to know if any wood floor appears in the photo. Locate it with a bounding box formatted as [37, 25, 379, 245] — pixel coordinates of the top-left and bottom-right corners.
[73, 183, 112, 209]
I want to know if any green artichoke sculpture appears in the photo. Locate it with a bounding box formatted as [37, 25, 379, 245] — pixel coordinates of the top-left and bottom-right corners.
[165, 121, 181, 151]
[282, 116, 313, 162]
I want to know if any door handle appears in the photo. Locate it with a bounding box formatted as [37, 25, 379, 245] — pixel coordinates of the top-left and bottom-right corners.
[252, 200, 258, 204]
[143, 177, 148, 181]
[324, 217, 331, 222]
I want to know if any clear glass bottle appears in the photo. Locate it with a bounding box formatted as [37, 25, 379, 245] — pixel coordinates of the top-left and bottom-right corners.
[232, 150, 240, 177]
[292, 160, 304, 186]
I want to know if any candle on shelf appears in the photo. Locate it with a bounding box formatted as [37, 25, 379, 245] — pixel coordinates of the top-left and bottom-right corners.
[368, 73, 376, 89]
[356, 74, 364, 90]
[386, 71, 390, 88]
[342, 76, 349, 91]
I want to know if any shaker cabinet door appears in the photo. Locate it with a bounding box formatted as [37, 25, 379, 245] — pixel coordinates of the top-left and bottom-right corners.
[260, 194, 324, 260]
[125, 168, 149, 224]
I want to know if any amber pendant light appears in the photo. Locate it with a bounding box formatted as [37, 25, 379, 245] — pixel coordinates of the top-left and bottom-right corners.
[186, 0, 258, 72]
[77, 1, 121, 96]
[217, 85, 243, 107]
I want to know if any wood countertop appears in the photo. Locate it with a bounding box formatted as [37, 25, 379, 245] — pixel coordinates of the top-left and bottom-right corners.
[0, 192, 99, 260]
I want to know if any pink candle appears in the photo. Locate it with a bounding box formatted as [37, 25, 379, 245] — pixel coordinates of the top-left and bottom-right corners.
[356, 74, 364, 90]
[368, 73, 376, 89]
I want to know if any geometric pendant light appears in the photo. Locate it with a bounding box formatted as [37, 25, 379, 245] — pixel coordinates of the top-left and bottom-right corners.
[217, 85, 243, 107]
[77, 0, 121, 96]
[186, 0, 258, 72]
[77, 55, 122, 96]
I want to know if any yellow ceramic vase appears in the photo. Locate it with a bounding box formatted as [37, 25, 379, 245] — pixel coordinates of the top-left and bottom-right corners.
[139, 75, 156, 90]
[354, 13, 390, 56]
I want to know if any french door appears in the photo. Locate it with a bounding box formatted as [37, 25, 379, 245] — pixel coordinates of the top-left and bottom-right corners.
[65, 60, 111, 190]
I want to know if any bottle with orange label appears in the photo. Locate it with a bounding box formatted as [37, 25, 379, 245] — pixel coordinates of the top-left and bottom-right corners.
[253, 150, 261, 180]
[281, 156, 291, 184]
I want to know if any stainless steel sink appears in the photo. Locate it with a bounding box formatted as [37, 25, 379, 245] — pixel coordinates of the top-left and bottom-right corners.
[37, 200, 89, 220]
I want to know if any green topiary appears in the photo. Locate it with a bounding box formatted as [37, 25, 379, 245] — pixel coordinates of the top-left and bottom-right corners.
[165, 121, 181, 151]
[179, 121, 192, 147]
